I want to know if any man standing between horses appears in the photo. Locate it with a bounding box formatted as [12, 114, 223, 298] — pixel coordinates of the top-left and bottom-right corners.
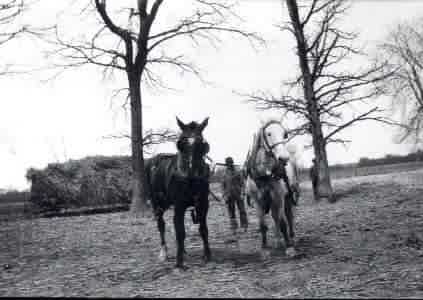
[310, 158, 319, 201]
[222, 156, 248, 233]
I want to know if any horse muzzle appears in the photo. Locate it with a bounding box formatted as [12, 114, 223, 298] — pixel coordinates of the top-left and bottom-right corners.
[278, 157, 288, 166]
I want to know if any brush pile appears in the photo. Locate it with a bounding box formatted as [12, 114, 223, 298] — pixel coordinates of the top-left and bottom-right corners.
[25, 156, 132, 212]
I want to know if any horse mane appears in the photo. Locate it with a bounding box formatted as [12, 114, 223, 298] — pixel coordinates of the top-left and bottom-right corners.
[244, 126, 264, 177]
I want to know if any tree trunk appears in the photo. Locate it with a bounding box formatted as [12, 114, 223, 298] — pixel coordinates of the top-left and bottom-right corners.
[128, 72, 150, 216]
[285, 0, 334, 201]
[312, 121, 335, 202]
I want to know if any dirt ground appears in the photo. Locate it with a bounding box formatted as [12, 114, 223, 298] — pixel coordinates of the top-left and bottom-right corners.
[1, 169, 423, 298]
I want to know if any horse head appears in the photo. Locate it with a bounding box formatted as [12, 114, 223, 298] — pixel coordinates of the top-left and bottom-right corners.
[260, 119, 291, 173]
[175, 116, 210, 178]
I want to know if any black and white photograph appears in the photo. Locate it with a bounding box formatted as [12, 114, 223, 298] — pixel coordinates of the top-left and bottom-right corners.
[1, 0, 423, 297]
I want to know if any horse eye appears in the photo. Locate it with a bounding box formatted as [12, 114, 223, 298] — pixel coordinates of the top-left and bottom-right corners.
[267, 133, 271, 136]
[284, 132, 288, 139]
[177, 138, 187, 150]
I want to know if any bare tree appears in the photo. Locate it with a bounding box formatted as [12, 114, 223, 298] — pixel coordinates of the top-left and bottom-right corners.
[247, 0, 394, 202]
[376, 18, 423, 144]
[45, 0, 262, 217]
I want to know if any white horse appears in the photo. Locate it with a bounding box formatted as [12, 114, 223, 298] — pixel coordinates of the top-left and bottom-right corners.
[244, 119, 300, 258]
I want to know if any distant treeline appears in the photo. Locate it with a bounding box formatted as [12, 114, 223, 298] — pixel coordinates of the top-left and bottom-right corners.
[357, 150, 423, 167]
[212, 150, 423, 182]
[0, 190, 30, 203]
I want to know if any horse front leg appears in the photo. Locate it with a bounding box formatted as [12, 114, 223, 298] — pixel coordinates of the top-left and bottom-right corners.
[256, 204, 271, 261]
[197, 201, 211, 264]
[280, 203, 296, 258]
[270, 204, 284, 250]
[271, 182, 297, 258]
[156, 210, 168, 262]
[251, 187, 267, 249]
[285, 198, 295, 239]
[284, 197, 297, 258]
[173, 207, 187, 270]
[257, 205, 268, 249]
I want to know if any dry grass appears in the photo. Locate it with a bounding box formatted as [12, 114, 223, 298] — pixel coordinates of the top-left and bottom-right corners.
[1, 169, 423, 297]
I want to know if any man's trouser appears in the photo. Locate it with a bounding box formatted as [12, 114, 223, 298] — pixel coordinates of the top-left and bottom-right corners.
[226, 194, 248, 230]
[312, 178, 319, 201]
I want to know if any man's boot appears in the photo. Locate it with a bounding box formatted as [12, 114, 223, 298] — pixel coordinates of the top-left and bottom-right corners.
[226, 218, 238, 243]
[230, 217, 238, 232]
[240, 212, 248, 232]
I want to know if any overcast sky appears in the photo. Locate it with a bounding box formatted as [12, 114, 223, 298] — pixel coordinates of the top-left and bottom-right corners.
[1, 0, 423, 191]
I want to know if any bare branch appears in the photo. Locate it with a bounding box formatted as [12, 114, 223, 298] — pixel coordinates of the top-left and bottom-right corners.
[324, 107, 401, 142]
[103, 127, 178, 155]
[0, 0, 50, 75]
[94, 0, 128, 41]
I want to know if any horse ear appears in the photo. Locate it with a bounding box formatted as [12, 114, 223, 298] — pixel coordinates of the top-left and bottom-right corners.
[176, 116, 185, 130]
[199, 117, 209, 131]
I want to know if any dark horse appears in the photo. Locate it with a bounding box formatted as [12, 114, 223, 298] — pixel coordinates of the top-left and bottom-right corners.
[145, 117, 211, 269]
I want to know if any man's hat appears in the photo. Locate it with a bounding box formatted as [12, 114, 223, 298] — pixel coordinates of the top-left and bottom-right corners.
[225, 156, 234, 165]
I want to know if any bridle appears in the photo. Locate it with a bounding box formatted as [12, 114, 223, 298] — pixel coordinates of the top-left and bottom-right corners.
[176, 133, 210, 180]
[260, 120, 289, 161]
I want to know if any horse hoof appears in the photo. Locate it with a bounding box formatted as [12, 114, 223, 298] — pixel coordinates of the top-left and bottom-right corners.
[158, 248, 168, 262]
[275, 240, 284, 249]
[260, 249, 270, 261]
[225, 237, 238, 244]
[203, 253, 211, 264]
[158, 253, 168, 262]
[286, 247, 297, 258]
[175, 264, 188, 271]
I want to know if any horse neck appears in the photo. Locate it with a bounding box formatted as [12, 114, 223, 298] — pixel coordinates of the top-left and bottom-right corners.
[176, 151, 207, 178]
[176, 152, 189, 177]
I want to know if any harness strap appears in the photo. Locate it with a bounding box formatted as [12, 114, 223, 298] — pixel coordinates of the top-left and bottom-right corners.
[261, 120, 288, 159]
